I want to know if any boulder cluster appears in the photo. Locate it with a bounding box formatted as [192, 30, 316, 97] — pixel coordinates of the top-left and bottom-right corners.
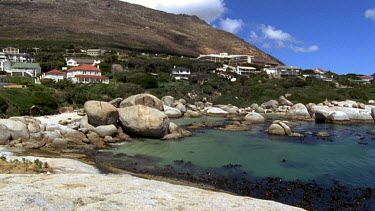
[0, 94, 192, 151]
[2, 93, 375, 149]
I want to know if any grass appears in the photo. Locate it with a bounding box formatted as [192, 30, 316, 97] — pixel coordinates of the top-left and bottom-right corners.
[0, 156, 53, 174]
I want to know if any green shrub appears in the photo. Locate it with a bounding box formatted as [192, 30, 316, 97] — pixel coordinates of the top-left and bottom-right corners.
[127, 72, 158, 89]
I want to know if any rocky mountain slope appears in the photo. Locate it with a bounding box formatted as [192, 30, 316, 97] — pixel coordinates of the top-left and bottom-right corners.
[0, 0, 282, 64]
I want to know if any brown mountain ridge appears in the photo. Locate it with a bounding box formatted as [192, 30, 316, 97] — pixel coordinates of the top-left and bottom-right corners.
[0, 0, 283, 65]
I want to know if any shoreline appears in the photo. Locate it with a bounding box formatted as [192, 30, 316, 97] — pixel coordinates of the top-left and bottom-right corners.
[0, 148, 305, 210]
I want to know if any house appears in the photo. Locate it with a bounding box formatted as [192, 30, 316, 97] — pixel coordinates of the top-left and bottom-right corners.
[7, 53, 33, 63]
[236, 66, 258, 76]
[197, 53, 254, 66]
[86, 49, 102, 57]
[263, 67, 277, 76]
[67, 64, 109, 84]
[171, 67, 191, 80]
[0, 53, 11, 72]
[9, 63, 41, 77]
[314, 68, 326, 75]
[66, 58, 101, 67]
[2, 47, 20, 54]
[41, 69, 65, 82]
[275, 66, 301, 77]
[359, 75, 374, 84]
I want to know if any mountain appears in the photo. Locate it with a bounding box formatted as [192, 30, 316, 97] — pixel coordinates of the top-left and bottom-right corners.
[0, 0, 283, 65]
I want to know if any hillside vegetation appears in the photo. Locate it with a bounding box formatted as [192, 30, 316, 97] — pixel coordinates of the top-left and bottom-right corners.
[0, 54, 373, 118]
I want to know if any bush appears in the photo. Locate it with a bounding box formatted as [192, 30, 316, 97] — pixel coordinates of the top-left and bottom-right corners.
[127, 72, 158, 89]
[33, 92, 58, 114]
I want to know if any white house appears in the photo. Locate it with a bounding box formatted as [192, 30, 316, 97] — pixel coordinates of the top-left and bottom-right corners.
[171, 67, 191, 80]
[87, 49, 101, 57]
[263, 67, 277, 76]
[41, 69, 65, 82]
[198, 52, 254, 66]
[67, 64, 109, 84]
[275, 66, 301, 77]
[236, 66, 258, 76]
[0, 53, 10, 72]
[2, 47, 20, 54]
[66, 58, 101, 67]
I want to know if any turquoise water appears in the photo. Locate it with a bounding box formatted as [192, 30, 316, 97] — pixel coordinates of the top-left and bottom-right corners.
[103, 120, 375, 188]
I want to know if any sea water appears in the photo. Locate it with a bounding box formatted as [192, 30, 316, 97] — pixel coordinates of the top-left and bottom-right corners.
[101, 119, 375, 188]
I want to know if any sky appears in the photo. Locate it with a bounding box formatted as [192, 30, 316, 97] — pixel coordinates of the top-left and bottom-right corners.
[121, 0, 375, 75]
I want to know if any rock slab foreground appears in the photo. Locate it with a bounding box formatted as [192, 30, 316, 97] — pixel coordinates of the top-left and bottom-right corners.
[0, 174, 304, 211]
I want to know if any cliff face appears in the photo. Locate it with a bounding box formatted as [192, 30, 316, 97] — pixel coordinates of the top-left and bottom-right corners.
[0, 0, 282, 64]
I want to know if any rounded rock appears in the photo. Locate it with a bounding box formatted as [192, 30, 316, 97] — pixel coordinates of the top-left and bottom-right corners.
[84, 101, 119, 127]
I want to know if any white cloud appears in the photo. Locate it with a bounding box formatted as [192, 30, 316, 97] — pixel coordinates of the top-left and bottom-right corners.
[121, 0, 226, 23]
[219, 18, 244, 34]
[292, 45, 319, 53]
[365, 8, 375, 21]
[260, 25, 293, 42]
[249, 24, 319, 53]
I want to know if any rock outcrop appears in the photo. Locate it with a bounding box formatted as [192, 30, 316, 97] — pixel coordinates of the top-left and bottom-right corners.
[118, 105, 170, 138]
[286, 103, 311, 120]
[84, 101, 119, 126]
[206, 107, 229, 117]
[244, 112, 265, 123]
[120, 94, 164, 111]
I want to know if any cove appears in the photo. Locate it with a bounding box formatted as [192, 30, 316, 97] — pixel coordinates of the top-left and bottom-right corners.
[95, 118, 375, 209]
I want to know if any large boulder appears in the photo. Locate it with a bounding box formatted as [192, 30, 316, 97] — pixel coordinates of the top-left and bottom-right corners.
[278, 96, 293, 106]
[244, 112, 265, 123]
[79, 115, 95, 131]
[174, 103, 187, 113]
[327, 111, 350, 122]
[268, 124, 286, 136]
[161, 96, 174, 107]
[111, 64, 125, 75]
[10, 116, 44, 141]
[255, 107, 266, 114]
[94, 125, 118, 138]
[163, 122, 192, 140]
[261, 100, 279, 110]
[184, 110, 202, 118]
[164, 106, 183, 118]
[221, 105, 239, 115]
[0, 119, 29, 141]
[120, 94, 164, 111]
[206, 107, 229, 117]
[286, 103, 311, 120]
[314, 110, 329, 123]
[84, 101, 119, 127]
[268, 120, 298, 137]
[0, 124, 11, 145]
[118, 105, 170, 138]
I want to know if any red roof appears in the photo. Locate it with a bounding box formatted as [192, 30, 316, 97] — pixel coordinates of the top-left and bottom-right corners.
[68, 64, 101, 72]
[360, 75, 374, 79]
[74, 75, 108, 79]
[46, 69, 64, 75]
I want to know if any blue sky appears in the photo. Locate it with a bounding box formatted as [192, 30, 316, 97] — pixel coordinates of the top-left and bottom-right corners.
[122, 0, 375, 75]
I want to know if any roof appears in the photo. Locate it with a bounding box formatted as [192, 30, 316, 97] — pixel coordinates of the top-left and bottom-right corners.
[68, 58, 97, 64]
[359, 75, 374, 79]
[172, 67, 191, 71]
[46, 69, 64, 75]
[68, 64, 101, 72]
[12, 63, 40, 69]
[74, 75, 108, 79]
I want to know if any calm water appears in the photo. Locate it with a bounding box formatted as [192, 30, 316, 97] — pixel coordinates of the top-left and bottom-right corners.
[101, 119, 375, 188]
